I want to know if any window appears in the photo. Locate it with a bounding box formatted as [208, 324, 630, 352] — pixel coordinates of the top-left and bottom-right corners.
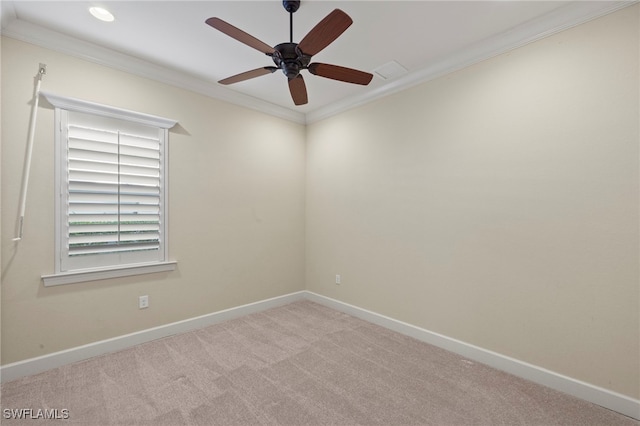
[41, 92, 177, 286]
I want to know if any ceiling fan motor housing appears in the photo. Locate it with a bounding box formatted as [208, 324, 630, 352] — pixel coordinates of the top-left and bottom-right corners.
[273, 42, 311, 79]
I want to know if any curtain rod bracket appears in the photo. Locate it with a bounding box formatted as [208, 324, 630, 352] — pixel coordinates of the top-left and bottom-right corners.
[38, 63, 47, 79]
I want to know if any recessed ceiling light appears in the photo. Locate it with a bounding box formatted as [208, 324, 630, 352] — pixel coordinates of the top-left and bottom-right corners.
[89, 6, 115, 22]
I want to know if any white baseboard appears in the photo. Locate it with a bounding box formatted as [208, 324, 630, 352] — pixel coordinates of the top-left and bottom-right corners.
[1, 289, 638, 420]
[304, 291, 640, 421]
[0, 291, 306, 384]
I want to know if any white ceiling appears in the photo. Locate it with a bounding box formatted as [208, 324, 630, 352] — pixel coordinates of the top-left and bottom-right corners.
[1, 1, 633, 123]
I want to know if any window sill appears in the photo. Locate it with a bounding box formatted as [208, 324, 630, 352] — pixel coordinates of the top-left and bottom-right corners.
[42, 261, 177, 287]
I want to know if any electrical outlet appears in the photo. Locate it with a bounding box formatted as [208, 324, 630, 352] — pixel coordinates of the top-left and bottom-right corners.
[139, 295, 149, 309]
[335, 274, 341, 285]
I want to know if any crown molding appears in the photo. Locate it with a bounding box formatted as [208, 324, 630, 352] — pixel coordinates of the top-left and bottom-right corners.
[1, 1, 635, 126]
[305, 0, 637, 124]
[1, 18, 306, 125]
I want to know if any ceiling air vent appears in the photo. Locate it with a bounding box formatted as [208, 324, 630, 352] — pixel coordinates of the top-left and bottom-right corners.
[373, 61, 408, 80]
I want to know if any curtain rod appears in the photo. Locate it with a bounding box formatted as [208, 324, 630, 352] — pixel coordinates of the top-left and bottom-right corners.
[13, 63, 47, 242]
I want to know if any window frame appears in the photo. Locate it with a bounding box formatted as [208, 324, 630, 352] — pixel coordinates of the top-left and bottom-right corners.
[40, 91, 177, 286]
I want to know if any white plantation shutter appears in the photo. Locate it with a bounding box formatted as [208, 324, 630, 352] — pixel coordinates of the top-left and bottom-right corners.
[40, 92, 176, 285]
[58, 109, 169, 272]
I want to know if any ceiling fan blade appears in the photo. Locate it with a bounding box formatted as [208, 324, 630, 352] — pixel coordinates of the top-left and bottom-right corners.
[219, 67, 278, 85]
[206, 17, 275, 55]
[288, 75, 308, 106]
[298, 9, 352, 56]
[308, 63, 373, 85]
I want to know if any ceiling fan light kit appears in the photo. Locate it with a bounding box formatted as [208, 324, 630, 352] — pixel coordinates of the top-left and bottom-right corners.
[206, 0, 373, 106]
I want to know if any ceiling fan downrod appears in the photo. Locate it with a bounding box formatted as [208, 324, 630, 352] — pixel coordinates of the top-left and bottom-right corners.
[276, 0, 306, 79]
[283, 0, 300, 42]
[283, 1, 300, 43]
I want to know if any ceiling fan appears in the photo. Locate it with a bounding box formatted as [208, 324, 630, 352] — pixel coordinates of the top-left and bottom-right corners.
[206, 0, 373, 106]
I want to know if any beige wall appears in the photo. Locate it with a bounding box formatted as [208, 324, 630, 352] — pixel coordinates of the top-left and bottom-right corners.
[306, 6, 639, 399]
[1, 38, 306, 364]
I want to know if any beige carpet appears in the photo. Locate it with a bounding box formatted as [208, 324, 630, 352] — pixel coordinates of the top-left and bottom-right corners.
[1, 300, 637, 425]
